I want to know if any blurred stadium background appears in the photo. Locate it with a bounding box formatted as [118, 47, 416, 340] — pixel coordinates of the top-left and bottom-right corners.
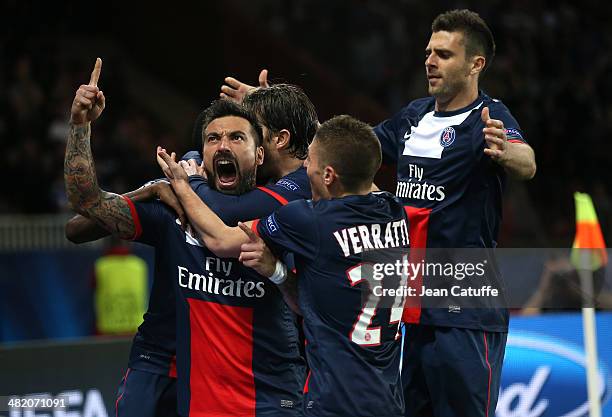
[1, 1, 611, 416]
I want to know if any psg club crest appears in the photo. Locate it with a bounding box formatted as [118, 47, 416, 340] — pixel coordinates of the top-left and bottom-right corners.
[440, 126, 456, 147]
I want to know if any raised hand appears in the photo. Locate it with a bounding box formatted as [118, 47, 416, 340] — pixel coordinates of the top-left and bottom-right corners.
[64, 57, 137, 239]
[220, 69, 269, 103]
[237, 221, 277, 278]
[70, 58, 106, 125]
[157, 148, 189, 184]
[481, 106, 507, 161]
[156, 146, 177, 179]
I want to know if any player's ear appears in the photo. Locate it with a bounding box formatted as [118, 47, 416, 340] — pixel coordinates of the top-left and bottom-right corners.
[256, 145, 264, 166]
[470, 55, 485, 76]
[323, 166, 336, 186]
[275, 129, 291, 151]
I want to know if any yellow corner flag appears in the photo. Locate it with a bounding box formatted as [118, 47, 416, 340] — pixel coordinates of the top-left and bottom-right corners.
[571, 192, 608, 270]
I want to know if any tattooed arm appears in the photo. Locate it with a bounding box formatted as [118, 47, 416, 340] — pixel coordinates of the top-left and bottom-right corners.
[65, 180, 188, 243]
[64, 58, 136, 239]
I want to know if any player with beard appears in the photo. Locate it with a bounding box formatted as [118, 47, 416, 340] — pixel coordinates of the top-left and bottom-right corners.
[158, 115, 409, 417]
[372, 11, 536, 417]
[223, 11, 536, 415]
[185, 83, 317, 214]
[64, 60, 316, 416]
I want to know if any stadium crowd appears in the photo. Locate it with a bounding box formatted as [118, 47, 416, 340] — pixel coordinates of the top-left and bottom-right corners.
[0, 38, 179, 213]
[2, 0, 611, 247]
[238, 0, 612, 246]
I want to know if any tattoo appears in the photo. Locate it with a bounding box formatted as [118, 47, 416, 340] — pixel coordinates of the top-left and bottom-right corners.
[64, 123, 136, 238]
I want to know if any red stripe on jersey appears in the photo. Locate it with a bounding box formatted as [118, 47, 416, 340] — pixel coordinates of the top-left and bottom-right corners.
[168, 355, 177, 378]
[251, 219, 260, 238]
[115, 368, 130, 417]
[121, 196, 143, 240]
[402, 206, 431, 324]
[188, 299, 256, 417]
[483, 332, 492, 417]
[257, 186, 289, 205]
[507, 139, 525, 144]
[303, 370, 311, 393]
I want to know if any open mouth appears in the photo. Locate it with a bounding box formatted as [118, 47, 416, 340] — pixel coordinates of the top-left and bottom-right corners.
[214, 158, 238, 188]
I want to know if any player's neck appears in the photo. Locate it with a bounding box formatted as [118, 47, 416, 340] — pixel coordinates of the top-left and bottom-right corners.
[435, 85, 479, 112]
[335, 185, 371, 199]
[273, 157, 304, 181]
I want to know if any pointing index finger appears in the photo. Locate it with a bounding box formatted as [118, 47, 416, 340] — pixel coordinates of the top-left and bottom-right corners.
[89, 58, 102, 87]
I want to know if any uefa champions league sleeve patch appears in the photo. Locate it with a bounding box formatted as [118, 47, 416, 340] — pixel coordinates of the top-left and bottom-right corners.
[275, 179, 300, 192]
[264, 213, 280, 235]
[504, 128, 524, 140]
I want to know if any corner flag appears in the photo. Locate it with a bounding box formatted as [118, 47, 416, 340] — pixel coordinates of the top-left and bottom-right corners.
[571, 192, 607, 417]
[571, 192, 608, 270]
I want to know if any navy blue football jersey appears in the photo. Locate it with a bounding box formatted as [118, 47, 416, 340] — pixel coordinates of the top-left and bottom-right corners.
[256, 192, 409, 417]
[127, 166, 311, 417]
[126, 152, 204, 378]
[188, 166, 311, 218]
[374, 92, 527, 332]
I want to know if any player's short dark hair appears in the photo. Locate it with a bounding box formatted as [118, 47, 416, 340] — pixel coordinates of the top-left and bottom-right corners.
[243, 84, 319, 160]
[314, 115, 381, 192]
[432, 9, 496, 71]
[192, 99, 263, 153]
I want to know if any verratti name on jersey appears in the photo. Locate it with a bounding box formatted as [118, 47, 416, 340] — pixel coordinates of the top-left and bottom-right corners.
[176, 257, 265, 299]
[333, 218, 409, 258]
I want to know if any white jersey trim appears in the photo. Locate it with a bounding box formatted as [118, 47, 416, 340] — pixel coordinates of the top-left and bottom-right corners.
[402, 102, 484, 159]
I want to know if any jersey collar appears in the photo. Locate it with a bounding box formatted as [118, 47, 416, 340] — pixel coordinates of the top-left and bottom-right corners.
[433, 91, 486, 118]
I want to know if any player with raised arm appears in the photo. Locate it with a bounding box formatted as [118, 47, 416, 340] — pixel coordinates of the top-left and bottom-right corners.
[64, 60, 319, 417]
[373, 10, 536, 417]
[222, 10, 537, 416]
[159, 115, 410, 417]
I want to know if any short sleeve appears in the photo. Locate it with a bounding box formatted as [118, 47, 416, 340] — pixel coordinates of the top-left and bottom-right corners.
[255, 200, 318, 261]
[131, 199, 175, 247]
[190, 169, 312, 226]
[258, 167, 312, 202]
[489, 102, 527, 144]
[190, 182, 291, 226]
[374, 116, 401, 165]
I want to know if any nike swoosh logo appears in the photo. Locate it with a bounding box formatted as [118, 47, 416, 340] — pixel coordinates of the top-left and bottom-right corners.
[404, 131, 411, 139]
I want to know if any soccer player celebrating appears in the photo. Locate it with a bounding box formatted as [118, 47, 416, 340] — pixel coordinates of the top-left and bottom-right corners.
[222, 8, 536, 417]
[64, 60, 321, 416]
[66, 81, 318, 417]
[373, 10, 536, 417]
[159, 115, 410, 417]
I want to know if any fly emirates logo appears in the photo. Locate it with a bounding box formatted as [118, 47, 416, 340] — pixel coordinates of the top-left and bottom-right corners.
[177, 257, 265, 298]
[396, 163, 445, 202]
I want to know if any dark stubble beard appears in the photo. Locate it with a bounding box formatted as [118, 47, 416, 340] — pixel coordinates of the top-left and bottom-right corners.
[430, 66, 471, 104]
